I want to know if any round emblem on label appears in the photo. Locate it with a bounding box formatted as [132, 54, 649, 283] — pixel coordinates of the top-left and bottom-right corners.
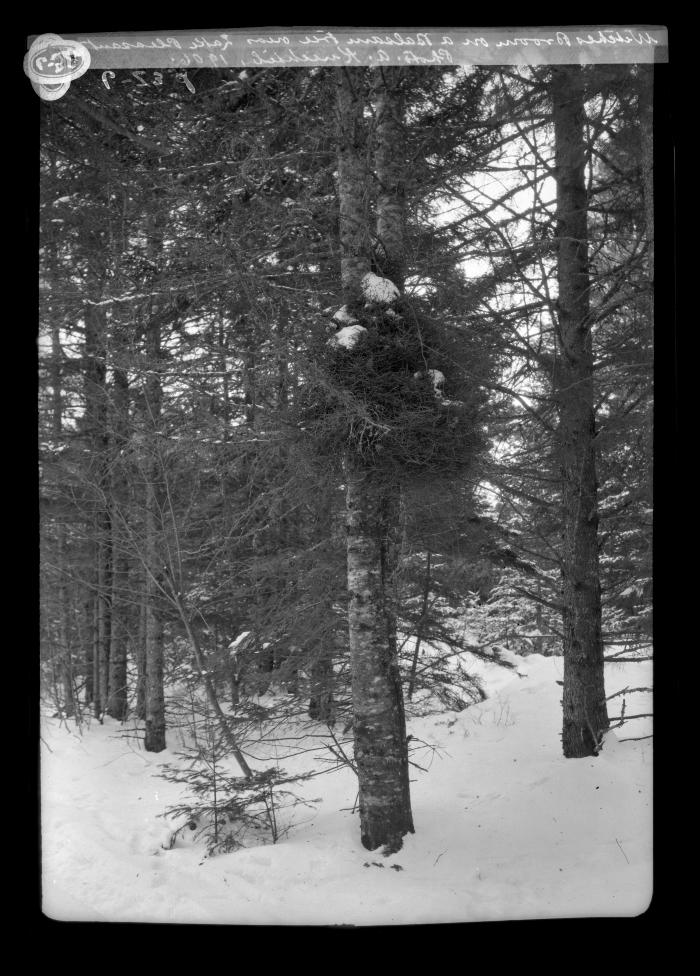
[24, 33, 91, 100]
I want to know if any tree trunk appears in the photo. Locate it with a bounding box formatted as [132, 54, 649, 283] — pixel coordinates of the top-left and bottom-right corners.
[551, 65, 609, 757]
[372, 67, 407, 288]
[407, 550, 431, 700]
[534, 588, 545, 656]
[50, 317, 75, 718]
[308, 505, 336, 724]
[308, 642, 335, 724]
[637, 66, 654, 279]
[106, 558, 129, 720]
[637, 65, 654, 320]
[135, 593, 147, 720]
[143, 317, 167, 752]
[217, 305, 232, 437]
[56, 530, 75, 721]
[84, 593, 94, 706]
[59, 604, 75, 718]
[96, 521, 112, 719]
[144, 554, 166, 752]
[241, 312, 258, 426]
[84, 304, 111, 720]
[106, 366, 130, 720]
[346, 469, 414, 850]
[91, 580, 102, 717]
[336, 68, 372, 304]
[336, 66, 414, 850]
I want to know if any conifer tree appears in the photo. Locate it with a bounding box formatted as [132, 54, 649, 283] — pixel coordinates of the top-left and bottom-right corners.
[335, 67, 414, 852]
[551, 65, 610, 756]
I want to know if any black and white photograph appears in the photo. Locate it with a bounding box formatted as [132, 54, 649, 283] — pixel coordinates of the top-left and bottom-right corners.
[35, 25, 666, 924]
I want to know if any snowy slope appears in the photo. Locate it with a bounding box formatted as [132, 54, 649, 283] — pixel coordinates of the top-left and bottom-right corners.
[41, 653, 652, 924]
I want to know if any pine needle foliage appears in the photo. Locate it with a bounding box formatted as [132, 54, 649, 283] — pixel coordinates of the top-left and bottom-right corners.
[301, 297, 488, 481]
[160, 716, 315, 855]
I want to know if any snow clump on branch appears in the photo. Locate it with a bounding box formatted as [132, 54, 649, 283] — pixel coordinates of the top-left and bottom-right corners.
[228, 631, 252, 653]
[361, 272, 400, 305]
[414, 368, 446, 396]
[332, 305, 359, 326]
[414, 368, 463, 407]
[328, 324, 368, 350]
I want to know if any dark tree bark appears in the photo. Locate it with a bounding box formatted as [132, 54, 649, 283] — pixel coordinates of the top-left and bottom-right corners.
[59, 601, 75, 718]
[54, 376, 76, 716]
[337, 69, 372, 305]
[308, 634, 336, 725]
[242, 321, 257, 426]
[135, 593, 147, 720]
[144, 558, 166, 752]
[307, 491, 337, 724]
[96, 512, 112, 718]
[336, 67, 414, 851]
[372, 67, 407, 288]
[91, 572, 102, 717]
[637, 65, 654, 317]
[84, 593, 95, 705]
[551, 66, 609, 757]
[84, 305, 111, 719]
[106, 365, 130, 721]
[49, 313, 76, 717]
[143, 316, 166, 752]
[407, 550, 431, 700]
[45, 151, 76, 719]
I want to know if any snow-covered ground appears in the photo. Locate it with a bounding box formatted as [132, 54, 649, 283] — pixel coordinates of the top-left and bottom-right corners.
[41, 652, 652, 924]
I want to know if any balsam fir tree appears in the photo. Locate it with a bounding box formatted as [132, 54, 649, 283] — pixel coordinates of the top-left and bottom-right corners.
[160, 699, 312, 855]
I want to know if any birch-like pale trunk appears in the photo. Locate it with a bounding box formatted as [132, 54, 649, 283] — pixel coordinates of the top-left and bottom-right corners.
[551, 66, 609, 757]
[337, 67, 414, 850]
[346, 470, 414, 849]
